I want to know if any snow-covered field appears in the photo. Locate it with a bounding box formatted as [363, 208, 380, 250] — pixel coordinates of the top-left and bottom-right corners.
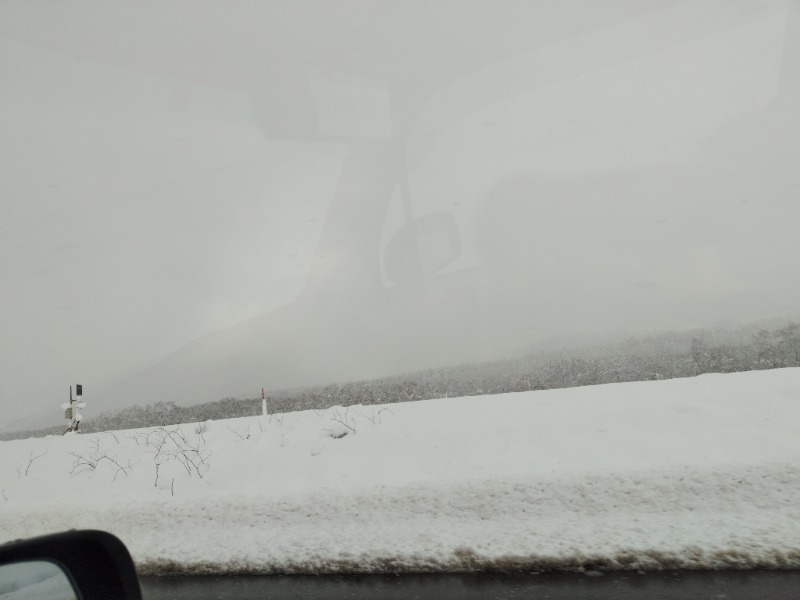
[2, 368, 800, 574]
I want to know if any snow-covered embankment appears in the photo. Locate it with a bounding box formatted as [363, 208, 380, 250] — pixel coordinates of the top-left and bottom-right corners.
[1, 368, 799, 573]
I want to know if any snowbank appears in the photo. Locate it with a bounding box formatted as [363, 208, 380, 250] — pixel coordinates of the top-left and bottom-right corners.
[2, 368, 800, 574]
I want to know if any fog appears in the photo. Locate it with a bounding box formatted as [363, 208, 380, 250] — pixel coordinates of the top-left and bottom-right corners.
[1, 0, 798, 429]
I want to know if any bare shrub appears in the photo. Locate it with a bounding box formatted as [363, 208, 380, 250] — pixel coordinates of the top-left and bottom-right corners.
[70, 437, 137, 481]
[226, 424, 252, 441]
[354, 407, 393, 425]
[16, 448, 48, 477]
[137, 426, 211, 487]
[330, 407, 356, 434]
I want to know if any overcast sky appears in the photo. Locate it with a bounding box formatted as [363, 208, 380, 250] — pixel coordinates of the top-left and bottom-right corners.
[1, 0, 799, 429]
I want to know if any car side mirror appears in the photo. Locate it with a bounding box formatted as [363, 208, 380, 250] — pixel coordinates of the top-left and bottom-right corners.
[384, 212, 462, 285]
[0, 530, 141, 600]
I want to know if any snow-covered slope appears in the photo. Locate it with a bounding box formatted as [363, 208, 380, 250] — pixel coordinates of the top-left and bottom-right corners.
[2, 369, 799, 574]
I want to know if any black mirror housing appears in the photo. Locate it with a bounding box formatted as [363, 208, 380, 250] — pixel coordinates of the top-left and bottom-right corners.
[0, 530, 142, 600]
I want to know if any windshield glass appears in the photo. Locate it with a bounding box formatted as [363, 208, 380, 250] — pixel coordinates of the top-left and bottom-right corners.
[2, 0, 799, 582]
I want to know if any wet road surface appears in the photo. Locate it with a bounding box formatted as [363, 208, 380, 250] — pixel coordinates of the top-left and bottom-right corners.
[141, 569, 800, 599]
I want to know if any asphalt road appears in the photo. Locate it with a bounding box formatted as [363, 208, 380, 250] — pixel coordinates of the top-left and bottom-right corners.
[140, 570, 800, 599]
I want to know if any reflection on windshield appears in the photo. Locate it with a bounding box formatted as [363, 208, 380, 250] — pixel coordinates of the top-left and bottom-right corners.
[1, 1, 797, 416]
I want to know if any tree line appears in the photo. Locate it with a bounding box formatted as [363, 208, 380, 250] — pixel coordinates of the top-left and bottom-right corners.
[3, 321, 798, 441]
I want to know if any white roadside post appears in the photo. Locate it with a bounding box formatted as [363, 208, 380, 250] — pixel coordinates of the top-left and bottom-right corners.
[261, 387, 267, 417]
[61, 387, 73, 431]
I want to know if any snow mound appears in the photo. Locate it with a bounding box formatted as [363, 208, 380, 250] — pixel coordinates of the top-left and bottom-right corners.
[2, 368, 800, 574]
